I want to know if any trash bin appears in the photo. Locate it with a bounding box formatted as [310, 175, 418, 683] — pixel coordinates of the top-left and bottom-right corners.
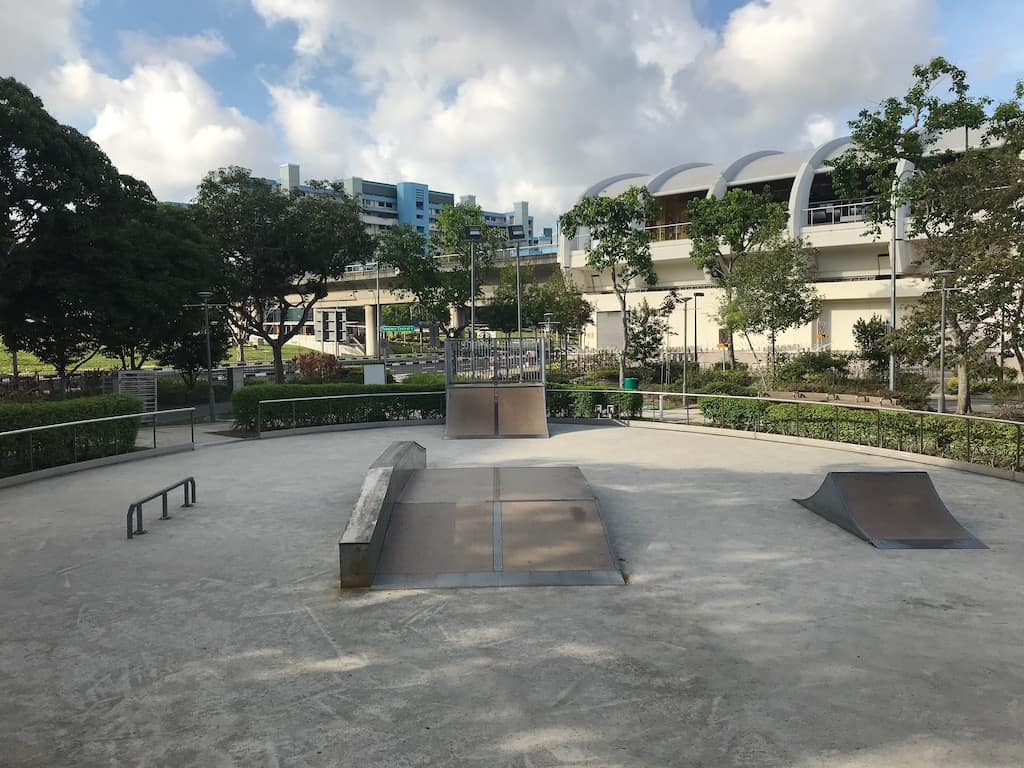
[623, 377, 639, 390]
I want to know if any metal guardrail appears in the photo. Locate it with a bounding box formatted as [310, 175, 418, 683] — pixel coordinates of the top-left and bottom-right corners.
[127, 477, 196, 539]
[804, 197, 875, 226]
[580, 388, 1023, 473]
[0, 408, 196, 478]
[255, 391, 444, 437]
[645, 222, 690, 241]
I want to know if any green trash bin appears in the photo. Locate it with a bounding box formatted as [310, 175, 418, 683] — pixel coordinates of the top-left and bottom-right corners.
[623, 377, 639, 390]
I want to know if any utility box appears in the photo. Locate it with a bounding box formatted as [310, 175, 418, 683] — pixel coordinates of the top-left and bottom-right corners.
[363, 363, 386, 385]
[226, 365, 247, 391]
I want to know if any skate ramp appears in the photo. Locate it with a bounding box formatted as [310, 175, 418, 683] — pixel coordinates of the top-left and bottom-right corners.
[795, 471, 986, 549]
[445, 384, 548, 439]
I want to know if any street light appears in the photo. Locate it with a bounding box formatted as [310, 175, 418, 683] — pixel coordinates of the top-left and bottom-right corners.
[935, 269, 956, 414]
[678, 296, 692, 402]
[185, 290, 225, 424]
[506, 223, 527, 381]
[693, 292, 705, 373]
[464, 225, 484, 379]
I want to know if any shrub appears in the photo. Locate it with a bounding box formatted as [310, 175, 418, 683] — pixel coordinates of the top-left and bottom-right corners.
[545, 385, 643, 419]
[233, 382, 445, 432]
[157, 377, 231, 407]
[0, 394, 143, 477]
[293, 351, 363, 383]
[776, 351, 851, 386]
[399, 372, 446, 388]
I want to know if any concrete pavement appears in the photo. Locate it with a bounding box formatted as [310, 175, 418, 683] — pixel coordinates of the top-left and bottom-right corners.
[1, 423, 1023, 766]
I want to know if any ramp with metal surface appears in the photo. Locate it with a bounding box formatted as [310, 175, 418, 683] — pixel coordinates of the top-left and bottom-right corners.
[374, 466, 623, 588]
[795, 471, 986, 549]
[445, 384, 548, 439]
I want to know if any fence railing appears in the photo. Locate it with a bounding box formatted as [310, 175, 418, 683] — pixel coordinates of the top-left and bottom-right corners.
[256, 391, 445, 437]
[445, 338, 546, 385]
[582, 388, 1023, 473]
[804, 197, 875, 227]
[0, 408, 196, 479]
[645, 222, 690, 241]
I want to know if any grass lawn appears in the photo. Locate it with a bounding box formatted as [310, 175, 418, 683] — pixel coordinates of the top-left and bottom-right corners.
[0, 343, 315, 376]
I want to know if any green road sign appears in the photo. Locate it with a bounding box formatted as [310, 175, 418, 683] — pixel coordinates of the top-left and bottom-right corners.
[381, 325, 418, 332]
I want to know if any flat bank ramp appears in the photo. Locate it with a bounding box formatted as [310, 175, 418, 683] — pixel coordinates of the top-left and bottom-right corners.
[445, 384, 548, 439]
[795, 471, 986, 549]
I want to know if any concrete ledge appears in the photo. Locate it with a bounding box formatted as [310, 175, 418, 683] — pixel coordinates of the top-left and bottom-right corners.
[257, 419, 442, 440]
[339, 441, 426, 588]
[626, 419, 1023, 484]
[0, 444, 195, 491]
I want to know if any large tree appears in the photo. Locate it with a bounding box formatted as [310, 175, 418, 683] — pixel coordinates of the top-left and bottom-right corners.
[687, 188, 793, 365]
[719, 237, 821, 382]
[560, 186, 658, 386]
[1, 78, 146, 390]
[193, 168, 373, 382]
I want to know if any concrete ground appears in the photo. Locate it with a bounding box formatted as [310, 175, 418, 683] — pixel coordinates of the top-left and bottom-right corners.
[1, 423, 1023, 767]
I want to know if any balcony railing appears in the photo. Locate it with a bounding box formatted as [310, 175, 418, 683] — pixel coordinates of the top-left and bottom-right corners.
[645, 222, 690, 241]
[804, 197, 875, 227]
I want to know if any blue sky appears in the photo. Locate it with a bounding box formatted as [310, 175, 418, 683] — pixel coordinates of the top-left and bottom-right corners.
[4, 0, 1021, 219]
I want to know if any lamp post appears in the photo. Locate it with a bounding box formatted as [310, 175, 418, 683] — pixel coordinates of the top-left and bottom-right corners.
[935, 269, 955, 414]
[464, 225, 484, 379]
[693, 291, 704, 373]
[506, 224, 526, 381]
[678, 296, 691, 401]
[185, 291, 225, 424]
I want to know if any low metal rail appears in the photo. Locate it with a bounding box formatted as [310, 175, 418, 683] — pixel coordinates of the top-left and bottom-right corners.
[126, 477, 196, 539]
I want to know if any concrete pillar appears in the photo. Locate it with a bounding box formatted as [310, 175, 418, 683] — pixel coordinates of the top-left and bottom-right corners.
[449, 306, 463, 335]
[364, 304, 378, 357]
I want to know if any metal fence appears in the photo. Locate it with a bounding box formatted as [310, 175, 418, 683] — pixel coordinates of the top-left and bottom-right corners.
[255, 391, 445, 436]
[0, 407, 196, 479]
[588, 388, 1023, 473]
[445, 338, 546, 385]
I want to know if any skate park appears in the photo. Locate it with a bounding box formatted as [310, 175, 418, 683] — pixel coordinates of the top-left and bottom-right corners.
[3, 406, 1024, 766]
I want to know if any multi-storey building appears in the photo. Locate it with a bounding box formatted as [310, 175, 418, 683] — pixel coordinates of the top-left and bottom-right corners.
[560, 129, 986, 358]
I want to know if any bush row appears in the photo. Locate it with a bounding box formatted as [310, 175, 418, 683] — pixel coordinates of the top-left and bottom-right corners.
[233, 382, 446, 432]
[0, 394, 143, 477]
[697, 396, 1023, 470]
[545, 386, 644, 419]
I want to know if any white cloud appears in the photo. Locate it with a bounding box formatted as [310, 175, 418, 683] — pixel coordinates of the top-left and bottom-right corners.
[119, 30, 232, 68]
[0, 0, 81, 81]
[254, 0, 939, 223]
[44, 59, 275, 202]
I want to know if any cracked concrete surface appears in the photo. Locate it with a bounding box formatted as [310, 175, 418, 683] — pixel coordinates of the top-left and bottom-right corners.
[1, 423, 1022, 767]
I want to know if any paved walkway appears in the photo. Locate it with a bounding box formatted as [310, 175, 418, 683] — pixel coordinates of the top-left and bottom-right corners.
[2, 424, 1023, 766]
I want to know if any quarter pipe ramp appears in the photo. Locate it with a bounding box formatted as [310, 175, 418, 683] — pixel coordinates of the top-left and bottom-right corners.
[795, 471, 986, 549]
[445, 384, 548, 439]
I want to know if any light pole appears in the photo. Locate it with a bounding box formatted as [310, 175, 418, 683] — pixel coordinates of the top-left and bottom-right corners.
[935, 269, 955, 414]
[375, 257, 382, 361]
[464, 225, 483, 379]
[185, 291, 225, 424]
[506, 224, 526, 381]
[678, 296, 691, 400]
[693, 292, 704, 373]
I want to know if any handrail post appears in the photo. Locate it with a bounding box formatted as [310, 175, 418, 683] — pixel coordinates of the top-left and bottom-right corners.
[918, 413, 924, 455]
[257, 402, 262, 439]
[190, 410, 195, 446]
[966, 417, 972, 464]
[876, 409, 882, 448]
[152, 412, 157, 449]
[73, 424, 78, 464]
[834, 405, 840, 443]
[658, 394, 664, 422]
[161, 492, 169, 520]
[1016, 424, 1022, 474]
[28, 433, 33, 472]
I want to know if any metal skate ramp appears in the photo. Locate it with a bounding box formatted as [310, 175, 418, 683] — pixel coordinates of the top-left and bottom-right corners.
[373, 466, 623, 588]
[795, 471, 986, 549]
[444, 384, 548, 439]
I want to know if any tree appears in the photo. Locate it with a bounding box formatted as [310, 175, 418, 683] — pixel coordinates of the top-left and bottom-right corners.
[719, 238, 821, 382]
[0, 77, 131, 391]
[527, 271, 594, 336]
[154, 311, 232, 390]
[852, 314, 890, 378]
[96, 200, 221, 369]
[193, 168, 373, 383]
[627, 296, 675, 368]
[560, 186, 658, 386]
[479, 266, 525, 336]
[687, 188, 791, 365]
[375, 225, 449, 330]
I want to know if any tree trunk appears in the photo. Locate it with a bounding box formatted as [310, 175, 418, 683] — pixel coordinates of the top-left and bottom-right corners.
[770, 333, 777, 386]
[617, 289, 628, 388]
[271, 341, 286, 384]
[956, 357, 971, 415]
[237, 341, 246, 364]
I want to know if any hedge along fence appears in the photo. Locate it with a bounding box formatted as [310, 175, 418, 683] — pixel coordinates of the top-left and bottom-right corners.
[234, 383, 446, 433]
[697, 395, 1024, 472]
[0, 394, 144, 478]
[545, 386, 644, 419]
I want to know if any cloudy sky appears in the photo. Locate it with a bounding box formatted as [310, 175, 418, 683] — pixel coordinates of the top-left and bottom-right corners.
[3, 0, 1022, 225]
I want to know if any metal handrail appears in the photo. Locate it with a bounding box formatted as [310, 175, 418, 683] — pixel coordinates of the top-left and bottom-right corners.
[256, 390, 445, 437]
[127, 476, 196, 539]
[0, 407, 197, 437]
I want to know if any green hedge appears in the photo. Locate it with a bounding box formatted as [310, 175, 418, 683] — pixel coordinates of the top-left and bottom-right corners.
[234, 383, 446, 432]
[696, 396, 1023, 471]
[546, 385, 644, 419]
[0, 395, 143, 477]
